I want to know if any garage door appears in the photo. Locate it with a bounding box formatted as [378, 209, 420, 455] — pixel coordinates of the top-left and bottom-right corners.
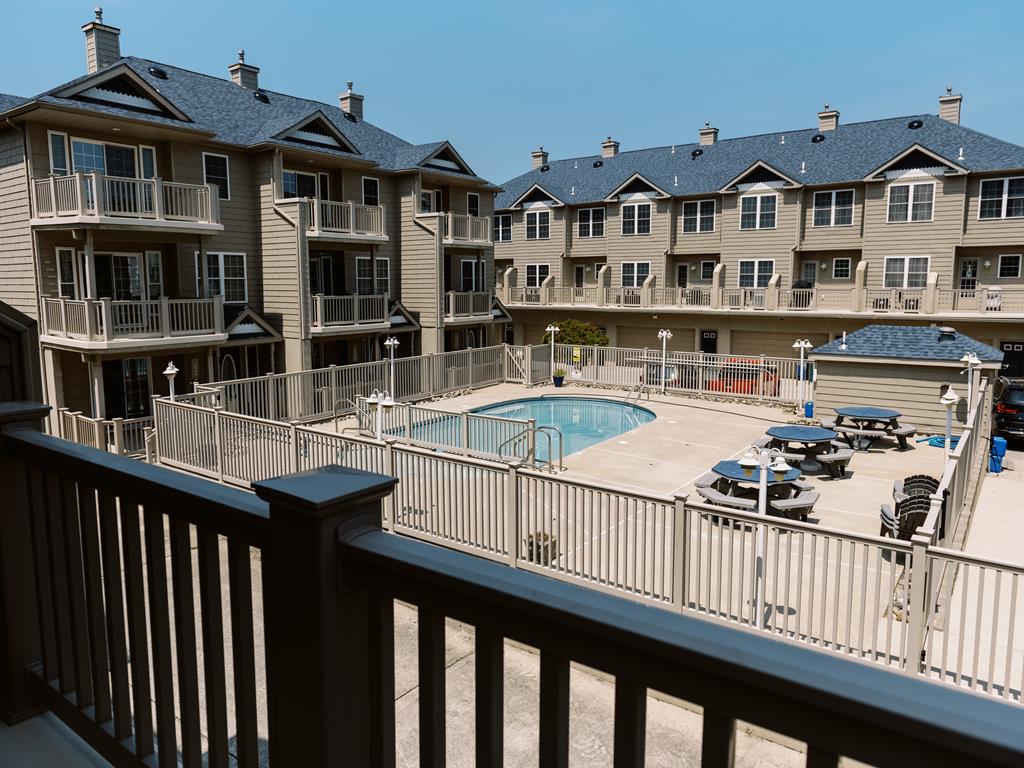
[731, 331, 829, 358]
[618, 326, 695, 352]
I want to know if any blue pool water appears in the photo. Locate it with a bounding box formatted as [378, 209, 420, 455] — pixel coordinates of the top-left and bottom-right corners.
[472, 396, 655, 460]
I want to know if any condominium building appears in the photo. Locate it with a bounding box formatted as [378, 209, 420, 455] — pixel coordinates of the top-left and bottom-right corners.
[494, 95, 1024, 376]
[0, 10, 504, 428]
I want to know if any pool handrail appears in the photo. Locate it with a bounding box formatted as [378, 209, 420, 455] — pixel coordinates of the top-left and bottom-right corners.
[534, 424, 565, 471]
[497, 424, 563, 473]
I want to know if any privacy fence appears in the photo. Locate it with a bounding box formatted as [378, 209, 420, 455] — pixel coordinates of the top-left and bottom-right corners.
[151, 388, 1016, 704]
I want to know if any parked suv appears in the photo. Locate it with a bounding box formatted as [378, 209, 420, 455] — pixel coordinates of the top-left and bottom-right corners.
[994, 377, 1024, 440]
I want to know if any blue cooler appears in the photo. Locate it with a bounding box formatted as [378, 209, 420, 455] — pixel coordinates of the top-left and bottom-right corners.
[989, 436, 1007, 473]
[804, 402, 814, 418]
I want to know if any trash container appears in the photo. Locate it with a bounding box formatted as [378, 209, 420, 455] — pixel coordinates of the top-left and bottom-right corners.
[990, 436, 1007, 473]
[804, 401, 814, 418]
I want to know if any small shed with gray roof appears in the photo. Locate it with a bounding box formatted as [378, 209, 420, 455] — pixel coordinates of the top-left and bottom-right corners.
[809, 325, 1003, 433]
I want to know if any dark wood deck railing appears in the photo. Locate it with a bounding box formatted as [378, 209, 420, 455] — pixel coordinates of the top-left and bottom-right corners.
[3, 400, 1024, 767]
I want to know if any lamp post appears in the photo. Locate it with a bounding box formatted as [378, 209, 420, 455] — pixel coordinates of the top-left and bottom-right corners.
[163, 361, 179, 401]
[545, 324, 560, 383]
[959, 351, 980, 407]
[738, 445, 794, 630]
[940, 387, 960, 462]
[366, 388, 395, 441]
[792, 339, 813, 409]
[384, 336, 399, 394]
[657, 329, 673, 394]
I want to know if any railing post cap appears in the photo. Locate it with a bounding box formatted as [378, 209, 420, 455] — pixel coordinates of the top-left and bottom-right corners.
[253, 465, 397, 519]
[673, 491, 690, 502]
[0, 401, 52, 429]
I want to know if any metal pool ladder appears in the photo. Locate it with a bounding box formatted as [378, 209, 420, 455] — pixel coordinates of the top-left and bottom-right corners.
[498, 424, 564, 473]
[624, 383, 650, 406]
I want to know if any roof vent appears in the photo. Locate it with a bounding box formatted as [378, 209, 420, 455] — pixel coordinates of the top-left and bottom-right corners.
[592, 160, 603, 168]
[908, 119, 924, 130]
[342, 111, 357, 123]
[811, 134, 825, 144]
[148, 66, 168, 80]
[540, 164, 550, 172]
[253, 89, 269, 104]
[938, 326, 957, 340]
[691, 148, 703, 159]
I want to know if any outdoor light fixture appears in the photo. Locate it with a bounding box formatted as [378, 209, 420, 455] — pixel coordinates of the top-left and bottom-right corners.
[792, 339, 814, 408]
[163, 361, 179, 401]
[940, 386, 961, 461]
[545, 325, 560, 384]
[739, 450, 758, 477]
[960, 350, 981, 404]
[657, 329, 673, 394]
[820, 262, 828, 271]
[984, 260, 992, 269]
[770, 454, 794, 482]
[384, 336, 399, 393]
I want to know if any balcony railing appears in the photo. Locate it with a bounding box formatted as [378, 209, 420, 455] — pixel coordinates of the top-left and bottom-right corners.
[41, 296, 223, 343]
[305, 198, 386, 238]
[310, 293, 389, 329]
[445, 290, 492, 319]
[57, 407, 152, 457]
[866, 288, 925, 313]
[32, 173, 220, 225]
[443, 212, 491, 244]
[3, 402, 1024, 767]
[935, 287, 1024, 313]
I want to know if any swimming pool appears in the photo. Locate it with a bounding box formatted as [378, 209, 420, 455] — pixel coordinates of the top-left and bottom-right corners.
[472, 396, 655, 460]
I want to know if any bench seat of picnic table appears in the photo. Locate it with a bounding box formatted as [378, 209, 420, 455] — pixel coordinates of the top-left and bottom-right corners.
[695, 486, 757, 510]
[835, 426, 887, 438]
[770, 491, 819, 520]
[820, 418, 837, 430]
[818, 448, 854, 478]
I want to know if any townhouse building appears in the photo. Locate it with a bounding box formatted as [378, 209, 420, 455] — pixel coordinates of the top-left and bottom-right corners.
[495, 96, 1024, 376]
[0, 11, 504, 429]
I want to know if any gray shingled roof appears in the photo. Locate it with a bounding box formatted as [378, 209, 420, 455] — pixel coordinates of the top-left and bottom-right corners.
[811, 325, 1003, 363]
[0, 93, 27, 112]
[2, 57, 497, 187]
[495, 114, 1024, 209]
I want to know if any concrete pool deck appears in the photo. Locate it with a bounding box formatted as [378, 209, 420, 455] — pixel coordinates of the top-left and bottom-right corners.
[415, 382, 951, 540]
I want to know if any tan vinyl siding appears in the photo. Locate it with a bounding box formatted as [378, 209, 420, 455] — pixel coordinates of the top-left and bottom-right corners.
[812, 360, 987, 433]
[617, 325, 695, 352]
[719, 188, 800, 286]
[567, 204, 610, 261]
[672, 198, 723, 255]
[795, 250, 861, 287]
[0, 129, 37, 317]
[399, 176, 442, 330]
[961, 174, 1024, 248]
[606, 198, 670, 286]
[731, 330, 828, 358]
[954, 246, 1024, 289]
[257, 156, 303, 338]
[861, 176, 963, 289]
[505, 206, 565, 285]
[800, 186, 864, 251]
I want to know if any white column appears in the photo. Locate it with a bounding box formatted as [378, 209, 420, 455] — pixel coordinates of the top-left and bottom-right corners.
[88, 356, 106, 418]
[84, 230, 97, 299]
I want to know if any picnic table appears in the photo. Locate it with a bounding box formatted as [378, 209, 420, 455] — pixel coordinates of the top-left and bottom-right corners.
[765, 425, 838, 472]
[703, 460, 818, 520]
[830, 406, 915, 450]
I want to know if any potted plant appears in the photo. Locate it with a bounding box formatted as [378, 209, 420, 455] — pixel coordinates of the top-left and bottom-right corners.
[552, 368, 567, 387]
[525, 532, 558, 566]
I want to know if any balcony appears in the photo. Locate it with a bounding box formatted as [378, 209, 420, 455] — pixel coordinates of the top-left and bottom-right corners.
[444, 290, 492, 321]
[442, 212, 491, 245]
[40, 296, 226, 351]
[309, 293, 390, 334]
[1, 402, 1023, 768]
[31, 173, 222, 233]
[303, 198, 388, 242]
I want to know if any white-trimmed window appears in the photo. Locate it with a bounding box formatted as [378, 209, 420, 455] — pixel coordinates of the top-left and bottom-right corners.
[621, 202, 651, 235]
[832, 257, 852, 280]
[812, 189, 854, 227]
[525, 263, 549, 287]
[140, 146, 157, 179]
[577, 207, 605, 238]
[998, 254, 1022, 279]
[883, 256, 929, 289]
[738, 259, 774, 288]
[420, 188, 443, 214]
[739, 194, 776, 230]
[621, 261, 650, 288]
[145, 251, 163, 298]
[682, 200, 715, 233]
[375, 257, 390, 296]
[355, 255, 390, 295]
[700, 260, 716, 281]
[282, 169, 319, 199]
[887, 182, 934, 223]
[56, 247, 78, 298]
[48, 131, 69, 175]
[195, 252, 247, 302]
[362, 177, 380, 207]
[460, 259, 486, 291]
[493, 213, 512, 242]
[467, 192, 480, 217]
[979, 178, 1024, 220]
[526, 210, 550, 240]
[202, 153, 230, 200]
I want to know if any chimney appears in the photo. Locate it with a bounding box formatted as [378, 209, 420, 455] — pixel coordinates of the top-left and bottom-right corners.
[601, 136, 619, 158]
[339, 81, 364, 121]
[530, 146, 549, 169]
[939, 86, 963, 125]
[228, 49, 260, 90]
[817, 103, 840, 132]
[698, 121, 719, 146]
[82, 7, 121, 74]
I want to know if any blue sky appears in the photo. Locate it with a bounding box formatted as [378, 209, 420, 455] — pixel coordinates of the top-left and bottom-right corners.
[4, 0, 1023, 185]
